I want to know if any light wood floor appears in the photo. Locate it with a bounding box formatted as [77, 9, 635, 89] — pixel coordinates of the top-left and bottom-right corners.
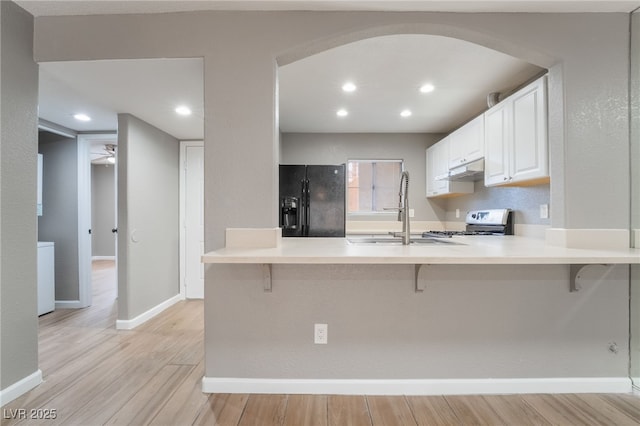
[3, 260, 640, 425]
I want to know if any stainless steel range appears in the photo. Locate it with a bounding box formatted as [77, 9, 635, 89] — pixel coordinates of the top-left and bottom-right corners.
[423, 209, 514, 237]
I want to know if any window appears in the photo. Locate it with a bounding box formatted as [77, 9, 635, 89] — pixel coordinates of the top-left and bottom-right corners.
[347, 160, 403, 214]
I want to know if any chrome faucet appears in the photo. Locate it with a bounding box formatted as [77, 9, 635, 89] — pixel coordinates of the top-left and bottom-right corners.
[397, 171, 410, 245]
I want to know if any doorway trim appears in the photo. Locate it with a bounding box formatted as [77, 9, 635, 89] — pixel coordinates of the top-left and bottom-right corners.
[180, 140, 204, 299]
[38, 121, 92, 309]
[77, 134, 92, 308]
[77, 132, 118, 308]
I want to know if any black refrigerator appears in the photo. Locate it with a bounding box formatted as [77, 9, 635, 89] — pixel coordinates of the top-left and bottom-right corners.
[279, 164, 346, 237]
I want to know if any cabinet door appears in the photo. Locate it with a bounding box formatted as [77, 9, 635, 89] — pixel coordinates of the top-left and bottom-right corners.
[426, 143, 446, 196]
[484, 101, 510, 186]
[426, 145, 436, 196]
[510, 77, 548, 183]
[463, 115, 485, 164]
[448, 126, 466, 169]
[427, 138, 473, 198]
[434, 138, 449, 179]
[433, 140, 450, 194]
[426, 140, 449, 197]
[449, 115, 484, 169]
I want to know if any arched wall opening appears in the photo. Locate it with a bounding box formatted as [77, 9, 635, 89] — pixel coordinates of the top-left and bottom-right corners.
[276, 23, 558, 69]
[275, 24, 561, 229]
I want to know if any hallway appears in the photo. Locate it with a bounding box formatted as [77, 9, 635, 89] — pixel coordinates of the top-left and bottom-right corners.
[3, 260, 206, 425]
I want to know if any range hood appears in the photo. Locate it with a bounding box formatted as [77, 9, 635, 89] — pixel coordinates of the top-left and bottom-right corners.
[439, 158, 485, 182]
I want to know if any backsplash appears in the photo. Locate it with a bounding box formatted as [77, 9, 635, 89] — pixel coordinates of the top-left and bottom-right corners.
[445, 181, 551, 226]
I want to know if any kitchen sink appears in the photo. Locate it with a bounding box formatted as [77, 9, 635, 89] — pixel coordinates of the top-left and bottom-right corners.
[347, 237, 464, 245]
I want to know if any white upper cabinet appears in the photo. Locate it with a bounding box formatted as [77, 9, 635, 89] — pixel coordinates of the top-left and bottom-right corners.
[484, 76, 548, 187]
[448, 115, 484, 169]
[426, 137, 449, 197]
[426, 137, 474, 198]
[510, 77, 548, 183]
[484, 101, 510, 185]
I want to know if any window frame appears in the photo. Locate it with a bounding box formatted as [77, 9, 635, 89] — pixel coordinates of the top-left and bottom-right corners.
[347, 159, 405, 216]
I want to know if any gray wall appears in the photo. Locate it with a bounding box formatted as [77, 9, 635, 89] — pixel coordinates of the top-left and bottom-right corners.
[33, 12, 631, 243]
[630, 10, 640, 384]
[281, 133, 440, 221]
[38, 131, 80, 301]
[0, 0, 39, 392]
[632, 10, 640, 235]
[210, 263, 628, 379]
[25, 11, 636, 382]
[117, 114, 180, 321]
[91, 164, 116, 258]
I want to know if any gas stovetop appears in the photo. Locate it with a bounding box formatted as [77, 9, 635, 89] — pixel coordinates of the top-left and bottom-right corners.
[423, 209, 514, 238]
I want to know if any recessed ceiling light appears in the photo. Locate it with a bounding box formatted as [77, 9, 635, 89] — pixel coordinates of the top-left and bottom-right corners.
[342, 82, 357, 93]
[73, 113, 91, 122]
[400, 109, 412, 118]
[175, 106, 192, 116]
[336, 109, 349, 117]
[420, 84, 435, 93]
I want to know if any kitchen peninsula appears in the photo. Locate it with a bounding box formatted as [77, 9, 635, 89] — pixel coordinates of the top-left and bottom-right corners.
[202, 230, 640, 395]
[202, 233, 640, 266]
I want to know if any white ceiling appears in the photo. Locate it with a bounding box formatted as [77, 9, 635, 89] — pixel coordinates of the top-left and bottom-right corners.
[16, 0, 640, 16]
[279, 34, 543, 133]
[39, 58, 204, 140]
[30, 0, 637, 139]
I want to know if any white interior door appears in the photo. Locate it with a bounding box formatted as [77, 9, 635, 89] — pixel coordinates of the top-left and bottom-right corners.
[182, 142, 204, 299]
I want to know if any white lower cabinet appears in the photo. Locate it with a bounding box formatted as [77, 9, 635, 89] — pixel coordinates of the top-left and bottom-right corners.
[426, 137, 474, 198]
[485, 76, 549, 186]
[37, 242, 55, 316]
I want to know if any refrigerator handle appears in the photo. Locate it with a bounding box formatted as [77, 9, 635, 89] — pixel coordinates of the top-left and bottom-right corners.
[300, 179, 306, 235]
[305, 179, 311, 234]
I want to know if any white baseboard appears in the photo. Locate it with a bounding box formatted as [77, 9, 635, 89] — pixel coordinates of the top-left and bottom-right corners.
[92, 256, 116, 261]
[202, 377, 632, 395]
[116, 294, 182, 330]
[55, 300, 84, 309]
[0, 370, 43, 406]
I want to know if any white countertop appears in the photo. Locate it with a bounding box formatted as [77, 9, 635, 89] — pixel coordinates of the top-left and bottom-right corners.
[202, 235, 640, 265]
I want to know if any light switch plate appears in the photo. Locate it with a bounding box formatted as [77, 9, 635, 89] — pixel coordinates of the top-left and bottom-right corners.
[540, 204, 549, 219]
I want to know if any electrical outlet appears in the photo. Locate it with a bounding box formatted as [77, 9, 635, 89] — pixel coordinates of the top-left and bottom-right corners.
[540, 204, 549, 219]
[455, 208, 460, 218]
[409, 209, 415, 218]
[314, 323, 328, 344]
